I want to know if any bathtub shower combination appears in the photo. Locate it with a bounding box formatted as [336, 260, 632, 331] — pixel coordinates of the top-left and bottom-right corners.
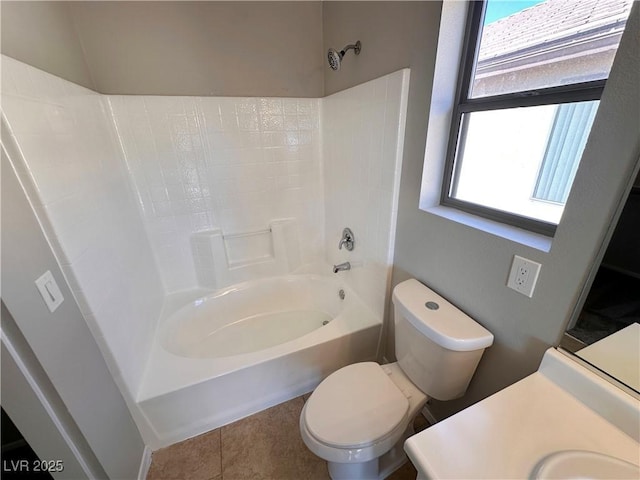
[140, 275, 381, 446]
[1, 55, 410, 448]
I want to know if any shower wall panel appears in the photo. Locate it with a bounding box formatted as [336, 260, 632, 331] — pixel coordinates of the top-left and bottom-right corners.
[1, 56, 165, 397]
[322, 69, 410, 320]
[1, 54, 408, 404]
[109, 96, 324, 293]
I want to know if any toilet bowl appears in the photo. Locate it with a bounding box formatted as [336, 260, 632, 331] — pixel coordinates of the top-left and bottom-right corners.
[300, 362, 426, 480]
[300, 279, 494, 480]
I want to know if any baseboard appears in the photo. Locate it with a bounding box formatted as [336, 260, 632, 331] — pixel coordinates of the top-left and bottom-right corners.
[138, 446, 153, 480]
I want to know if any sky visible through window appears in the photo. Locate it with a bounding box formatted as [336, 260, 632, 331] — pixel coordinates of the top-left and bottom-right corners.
[484, 0, 546, 24]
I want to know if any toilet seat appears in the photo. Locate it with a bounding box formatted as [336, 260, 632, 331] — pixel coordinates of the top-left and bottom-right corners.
[304, 362, 409, 449]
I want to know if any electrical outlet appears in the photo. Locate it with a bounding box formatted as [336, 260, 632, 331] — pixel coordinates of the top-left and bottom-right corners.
[507, 255, 541, 298]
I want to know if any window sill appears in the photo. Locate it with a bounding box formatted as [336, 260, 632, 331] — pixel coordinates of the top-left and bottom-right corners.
[424, 205, 553, 252]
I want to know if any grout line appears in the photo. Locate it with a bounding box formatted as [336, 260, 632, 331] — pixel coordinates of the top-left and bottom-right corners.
[219, 426, 223, 480]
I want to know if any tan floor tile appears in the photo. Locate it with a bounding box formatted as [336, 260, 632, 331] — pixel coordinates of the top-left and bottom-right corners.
[147, 428, 221, 480]
[221, 397, 329, 480]
[145, 399, 429, 480]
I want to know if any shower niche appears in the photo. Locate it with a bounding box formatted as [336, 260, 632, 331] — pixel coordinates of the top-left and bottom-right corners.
[191, 218, 302, 289]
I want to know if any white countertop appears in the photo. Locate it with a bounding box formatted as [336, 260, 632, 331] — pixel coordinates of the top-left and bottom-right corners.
[405, 348, 640, 479]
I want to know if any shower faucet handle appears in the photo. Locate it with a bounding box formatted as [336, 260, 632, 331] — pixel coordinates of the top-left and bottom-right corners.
[338, 228, 355, 251]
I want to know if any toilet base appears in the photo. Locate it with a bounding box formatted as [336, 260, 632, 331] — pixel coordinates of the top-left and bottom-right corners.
[328, 458, 378, 480]
[326, 423, 415, 480]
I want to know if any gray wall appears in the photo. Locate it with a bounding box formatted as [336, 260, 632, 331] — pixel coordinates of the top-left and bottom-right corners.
[322, 2, 439, 97]
[0, 1, 94, 90]
[325, 2, 639, 419]
[1, 1, 323, 97]
[1, 144, 147, 479]
[2, 303, 104, 480]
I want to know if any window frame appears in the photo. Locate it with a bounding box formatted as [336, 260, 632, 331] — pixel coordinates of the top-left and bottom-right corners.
[441, 0, 606, 237]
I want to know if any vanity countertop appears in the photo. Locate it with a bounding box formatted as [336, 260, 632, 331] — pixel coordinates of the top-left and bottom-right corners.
[404, 348, 640, 479]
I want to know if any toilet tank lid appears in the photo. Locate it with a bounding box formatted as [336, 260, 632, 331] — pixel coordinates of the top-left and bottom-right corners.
[392, 279, 494, 352]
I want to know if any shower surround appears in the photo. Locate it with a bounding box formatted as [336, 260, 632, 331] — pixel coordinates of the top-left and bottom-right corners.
[109, 95, 324, 292]
[1, 55, 410, 446]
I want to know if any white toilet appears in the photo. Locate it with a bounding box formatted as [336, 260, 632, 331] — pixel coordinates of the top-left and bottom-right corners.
[300, 278, 494, 480]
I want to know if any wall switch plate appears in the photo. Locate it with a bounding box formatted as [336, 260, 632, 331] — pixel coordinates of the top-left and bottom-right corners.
[507, 255, 541, 298]
[35, 270, 64, 313]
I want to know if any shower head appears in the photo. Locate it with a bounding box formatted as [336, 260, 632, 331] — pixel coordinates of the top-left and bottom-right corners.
[327, 48, 342, 71]
[327, 41, 361, 71]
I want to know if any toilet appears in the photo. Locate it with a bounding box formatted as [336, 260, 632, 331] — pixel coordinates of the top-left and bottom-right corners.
[300, 278, 494, 480]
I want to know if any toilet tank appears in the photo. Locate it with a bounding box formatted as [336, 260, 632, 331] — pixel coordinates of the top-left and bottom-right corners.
[392, 279, 493, 401]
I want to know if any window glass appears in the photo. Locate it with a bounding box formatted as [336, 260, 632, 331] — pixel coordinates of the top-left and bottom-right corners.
[451, 101, 598, 225]
[443, 0, 633, 234]
[470, 0, 632, 98]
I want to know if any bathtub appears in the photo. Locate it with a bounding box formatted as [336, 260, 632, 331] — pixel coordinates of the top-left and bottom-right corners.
[137, 274, 382, 449]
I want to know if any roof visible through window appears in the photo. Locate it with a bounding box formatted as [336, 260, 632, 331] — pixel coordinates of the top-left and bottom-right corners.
[471, 0, 633, 98]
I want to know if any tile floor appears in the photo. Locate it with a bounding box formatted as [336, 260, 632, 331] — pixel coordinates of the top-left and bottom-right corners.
[146, 395, 430, 480]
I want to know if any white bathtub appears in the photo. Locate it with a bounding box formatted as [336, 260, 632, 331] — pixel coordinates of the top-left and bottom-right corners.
[137, 274, 382, 449]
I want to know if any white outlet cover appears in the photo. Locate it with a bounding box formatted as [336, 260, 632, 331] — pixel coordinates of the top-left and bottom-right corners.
[35, 270, 64, 313]
[507, 255, 541, 298]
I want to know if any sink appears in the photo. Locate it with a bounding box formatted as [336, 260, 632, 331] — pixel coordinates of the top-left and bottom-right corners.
[404, 349, 640, 480]
[532, 450, 640, 479]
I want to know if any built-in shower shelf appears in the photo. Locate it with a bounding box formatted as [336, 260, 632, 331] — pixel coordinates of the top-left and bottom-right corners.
[228, 256, 276, 270]
[222, 228, 272, 239]
[191, 219, 301, 289]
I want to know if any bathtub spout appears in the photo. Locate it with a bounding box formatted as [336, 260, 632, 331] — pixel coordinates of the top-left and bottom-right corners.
[332, 262, 351, 274]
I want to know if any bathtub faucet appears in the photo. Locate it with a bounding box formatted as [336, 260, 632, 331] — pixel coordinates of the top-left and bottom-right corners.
[333, 262, 351, 274]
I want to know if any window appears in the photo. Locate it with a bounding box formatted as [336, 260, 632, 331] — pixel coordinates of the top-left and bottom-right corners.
[442, 0, 633, 235]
